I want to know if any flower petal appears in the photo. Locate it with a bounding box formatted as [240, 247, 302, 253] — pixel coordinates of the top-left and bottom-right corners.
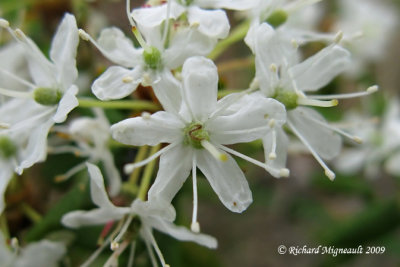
[149, 217, 217, 249]
[49, 13, 79, 89]
[196, 149, 252, 213]
[97, 27, 143, 68]
[53, 85, 79, 123]
[288, 107, 342, 160]
[181, 56, 218, 121]
[263, 127, 289, 172]
[16, 240, 66, 267]
[187, 6, 230, 39]
[61, 208, 126, 228]
[101, 151, 122, 197]
[148, 144, 192, 203]
[289, 45, 350, 92]
[151, 70, 183, 116]
[111, 112, 184, 146]
[195, 0, 256, 10]
[92, 66, 142, 100]
[208, 94, 286, 144]
[86, 162, 115, 208]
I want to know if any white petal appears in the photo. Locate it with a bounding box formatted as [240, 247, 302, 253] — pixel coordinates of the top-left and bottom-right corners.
[131, 199, 176, 222]
[86, 162, 115, 208]
[111, 112, 184, 146]
[151, 70, 182, 115]
[132, 3, 185, 30]
[92, 66, 142, 100]
[187, 6, 230, 39]
[164, 28, 215, 69]
[148, 144, 192, 204]
[53, 85, 79, 123]
[101, 151, 122, 197]
[182, 56, 218, 121]
[208, 94, 286, 144]
[288, 108, 342, 160]
[97, 27, 142, 68]
[289, 45, 350, 92]
[149, 217, 217, 249]
[195, 0, 256, 10]
[49, 13, 79, 89]
[385, 152, 400, 176]
[61, 208, 127, 228]
[0, 162, 13, 214]
[196, 149, 252, 213]
[16, 240, 66, 267]
[334, 148, 366, 174]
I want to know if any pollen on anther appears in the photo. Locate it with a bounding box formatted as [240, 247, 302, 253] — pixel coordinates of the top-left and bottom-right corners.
[367, 85, 379, 93]
[269, 152, 277, 160]
[141, 112, 151, 119]
[122, 76, 134, 83]
[111, 241, 120, 251]
[78, 29, 90, 41]
[0, 19, 9, 28]
[268, 119, 276, 128]
[270, 63, 278, 73]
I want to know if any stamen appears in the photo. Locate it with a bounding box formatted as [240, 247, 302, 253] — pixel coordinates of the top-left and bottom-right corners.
[269, 64, 278, 73]
[191, 154, 200, 233]
[287, 121, 335, 180]
[0, 87, 32, 98]
[0, 123, 10, 129]
[298, 111, 363, 144]
[0, 68, 36, 88]
[161, 0, 172, 47]
[54, 161, 87, 182]
[81, 235, 112, 267]
[131, 26, 150, 51]
[124, 143, 177, 174]
[297, 97, 338, 107]
[145, 227, 169, 267]
[141, 111, 151, 119]
[291, 39, 299, 49]
[334, 30, 343, 44]
[127, 241, 137, 267]
[143, 234, 159, 267]
[269, 129, 277, 160]
[268, 119, 276, 128]
[110, 241, 120, 251]
[307, 85, 379, 100]
[113, 214, 134, 246]
[219, 145, 290, 178]
[201, 140, 228, 162]
[78, 29, 90, 41]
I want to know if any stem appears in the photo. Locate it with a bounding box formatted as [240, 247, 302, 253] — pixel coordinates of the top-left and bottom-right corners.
[129, 146, 149, 186]
[208, 20, 250, 60]
[217, 56, 254, 74]
[20, 203, 42, 223]
[137, 144, 161, 201]
[78, 98, 160, 111]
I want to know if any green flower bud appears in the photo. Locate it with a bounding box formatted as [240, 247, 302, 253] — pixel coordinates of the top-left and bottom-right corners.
[33, 88, 62, 106]
[143, 46, 162, 70]
[266, 9, 288, 28]
[0, 136, 17, 159]
[183, 122, 210, 149]
[273, 88, 298, 110]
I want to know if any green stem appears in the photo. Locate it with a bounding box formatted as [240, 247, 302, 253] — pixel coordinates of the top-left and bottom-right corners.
[208, 20, 251, 60]
[129, 146, 149, 186]
[20, 203, 42, 223]
[78, 98, 160, 111]
[137, 144, 161, 201]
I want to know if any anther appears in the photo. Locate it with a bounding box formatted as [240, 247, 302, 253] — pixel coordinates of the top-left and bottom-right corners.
[325, 170, 336, 181]
[270, 64, 278, 73]
[78, 29, 90, 41]
[334, 30, 343, 44]
[0, 123, 10, 129]
[367, 85, 379, 93]
[141, 112, 151, 119]
[279, 168, 290, 178]
[291, 39, 299, 49]
[191, 221, 200, 233]
[268, 119, 276, 128]
[111, 241, 120, 251]
[269, 152, 277, 160]
[190, 22, 200, 28]
[122, 76, 134, 83]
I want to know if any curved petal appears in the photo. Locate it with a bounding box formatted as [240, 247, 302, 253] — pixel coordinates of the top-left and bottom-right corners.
[92, 66, 142, 100]
[182, 56, 218, 121]
[61, 208, 127, 228]
[289, 45, 350, 92]
[196, 149, 252, 213]
[50, 13, 79, 89]
[101, 151, 122, 197]
[187, 6, 230, 39]
[288, 108, 342, 160]
[53, 85, 79, 123]
[148, 144, 192, 204]
[111, 112, 184, 146]
[131, 199, 176, 222]
[151, 70, 183, 116]
[334, 148, 366, 174]
[164, 28, 215, 69]
[149, 217, 217, 249]
[97, 27, 142, 68]
[86, 162, 114, 208]
[385, 151, 400, 176]
[208, 94, 286, 144]
[132, 3, 185, 30]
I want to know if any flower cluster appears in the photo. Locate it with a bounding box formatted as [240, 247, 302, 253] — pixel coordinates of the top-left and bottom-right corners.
[0, 0, 397, 266]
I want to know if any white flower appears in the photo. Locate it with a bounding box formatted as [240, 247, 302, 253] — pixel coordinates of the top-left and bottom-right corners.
[111, 56, 287, 231]
[0, 14, 80, 170]
[0, 233, 66, 267]
[335, 100, 400, 178]
[246, 23, 375, 180]
[333, 0, 398, 75]
[50, 108, 121, 196]
[62, 163, 216, 267]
